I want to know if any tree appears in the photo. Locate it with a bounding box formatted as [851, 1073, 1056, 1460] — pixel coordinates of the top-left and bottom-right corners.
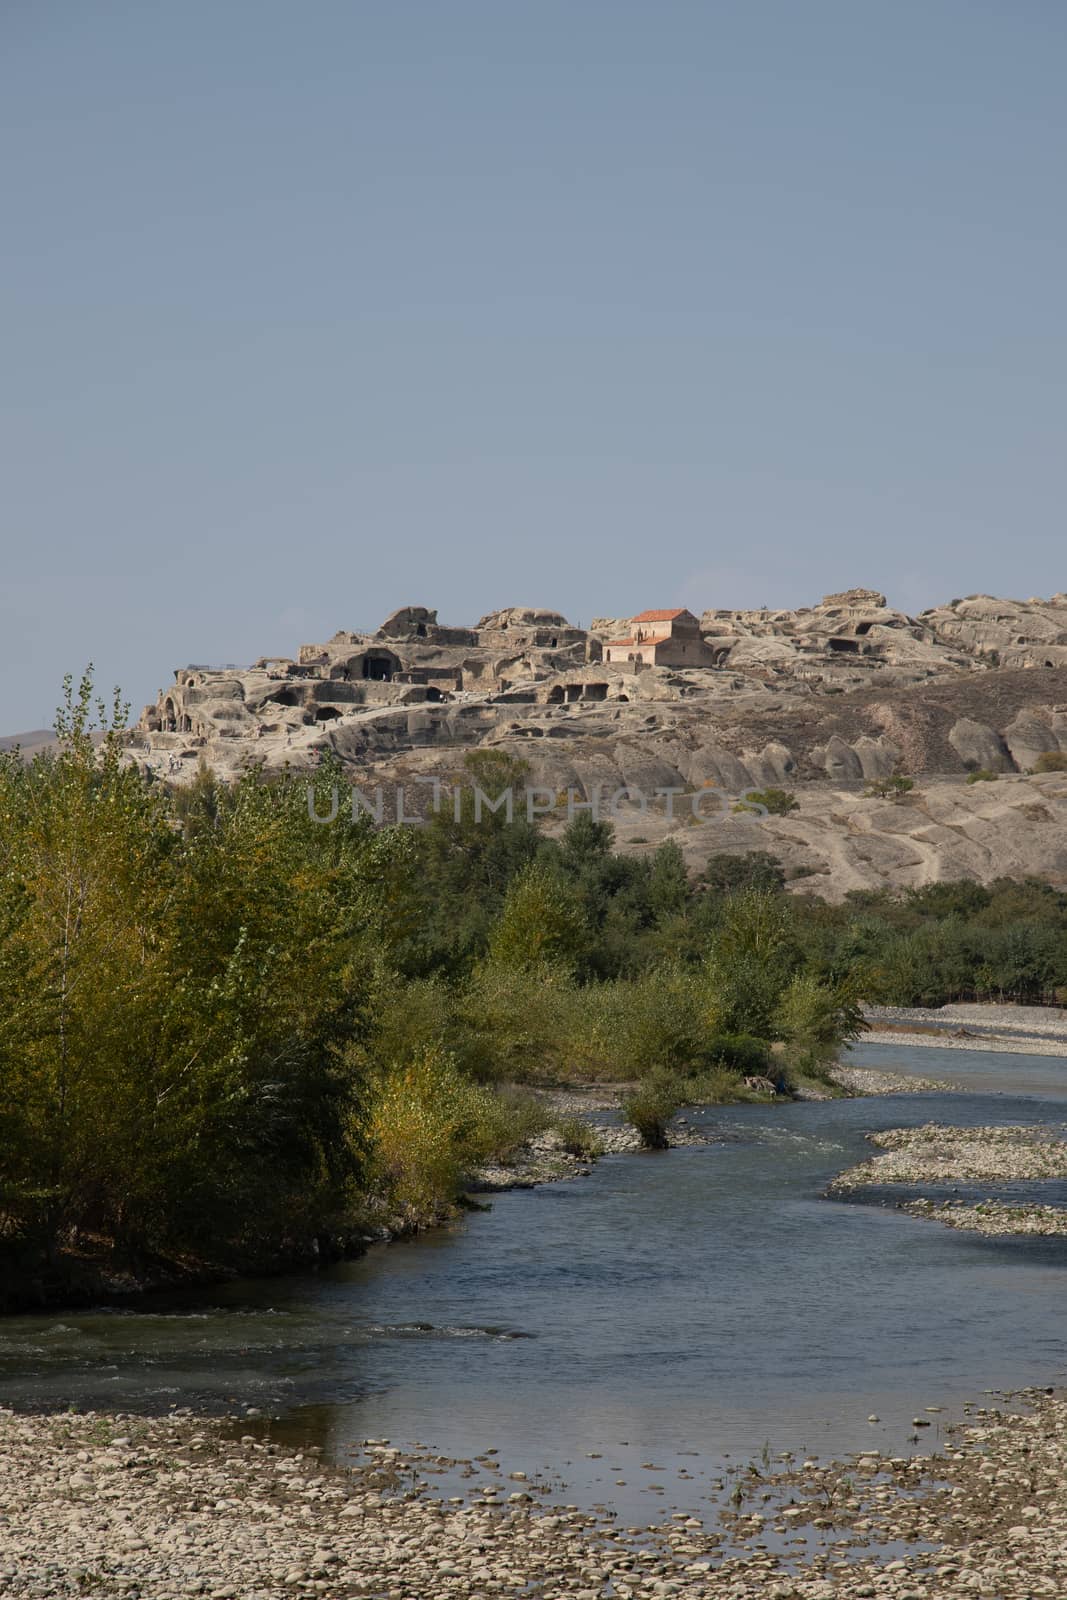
[703, 889, 802, 1039]
[0, 670, 407, 1271]
[700, 851, 786, 896]
[647, 841, 690, 924]
[409, 751, 540, 973]
[486, 864, 589, 973]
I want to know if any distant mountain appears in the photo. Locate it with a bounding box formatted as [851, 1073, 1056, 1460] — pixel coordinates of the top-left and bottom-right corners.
[0, 729, 55, 753]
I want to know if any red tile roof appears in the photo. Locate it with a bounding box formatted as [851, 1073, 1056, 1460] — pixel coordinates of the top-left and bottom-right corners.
[631, 608, 689, 622]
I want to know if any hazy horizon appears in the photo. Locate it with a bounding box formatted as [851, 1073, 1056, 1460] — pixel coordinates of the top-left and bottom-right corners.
[4, 2, 1065, 730]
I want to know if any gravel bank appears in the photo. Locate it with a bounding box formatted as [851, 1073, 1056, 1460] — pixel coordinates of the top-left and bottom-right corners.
[823, 1064, 950, 1097]
[903, 1199, 1067, 1237]
[469, 1069, 945, 1192]
[468, 1089, 749, 1192]
[5, 1392, 1067, 1598]
[862, 1003, 1067, 1059]
[827, 1123, 1067, 1192]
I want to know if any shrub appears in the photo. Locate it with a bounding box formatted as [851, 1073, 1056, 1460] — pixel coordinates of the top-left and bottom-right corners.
[701, 851, 786, 895]
[603, 965, 718, 1075]
[774, 970, 865, 1066]
[456, 960, 592, 1081]
[864, 775, 915, 800]
[486, 864, 588, 972]
[458, 962, 720, 1085]
[622, 1072, 684, 1149]
[554, 1117, 603, 1159]
[732, 787, 800, 816]
[1033, 752, 1067, 774]
[471, 1085, 550, 1162]
[679, 1066, 750, 1103]
[705, 1033, 772, 1075]
[366, 1049, 546, 1228]
[967, 769, 999, 784]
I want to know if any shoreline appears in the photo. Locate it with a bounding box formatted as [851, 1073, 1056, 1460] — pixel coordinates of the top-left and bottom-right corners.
[5, 1388, 1067, 1597]
[861, 1002, 1067, 1058]
[826, 1122, 1067, 1239]
[903, 1198, 1067, 1237]
[461, 1063, 950, 1193]
[827, 1123, 1067, 1194]
[0, 1065, 950, 1318]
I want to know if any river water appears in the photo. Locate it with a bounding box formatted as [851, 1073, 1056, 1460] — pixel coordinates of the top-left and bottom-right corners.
[2, 1043, 1066, 1520]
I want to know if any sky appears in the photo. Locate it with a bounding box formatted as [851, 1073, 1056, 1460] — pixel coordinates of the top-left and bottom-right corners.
[2, 1, 1065, 732]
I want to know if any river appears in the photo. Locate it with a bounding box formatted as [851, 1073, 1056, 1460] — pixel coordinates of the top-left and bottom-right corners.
[2, 1043, 1066, 1522]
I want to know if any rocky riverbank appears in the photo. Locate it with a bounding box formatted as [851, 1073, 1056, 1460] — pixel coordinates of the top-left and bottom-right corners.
[819, 1063, 949, 1097]
[827, 1122, 1067, 1192]
[467, 1085, 746, 1191]
[4, 1390, 1067, 1598]
[1, 1066, 952, 1315]
[862, 1002, 1067, 1058]
[903, 1198, 1067, 1237]
[469, 1066, 949, 1192]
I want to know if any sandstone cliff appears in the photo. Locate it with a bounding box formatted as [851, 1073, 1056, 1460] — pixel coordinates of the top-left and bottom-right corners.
[125, 589, 1067, 896]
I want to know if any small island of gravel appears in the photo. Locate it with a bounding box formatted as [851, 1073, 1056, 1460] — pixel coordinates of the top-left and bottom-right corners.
[827, 1123, 1067, 1237]
[903, 1199, 1067, 1237]
[827, 1123, 1067, 1193]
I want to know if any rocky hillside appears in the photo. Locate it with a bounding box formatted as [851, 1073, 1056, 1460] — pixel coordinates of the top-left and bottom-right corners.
[116, 589, 1067, 895]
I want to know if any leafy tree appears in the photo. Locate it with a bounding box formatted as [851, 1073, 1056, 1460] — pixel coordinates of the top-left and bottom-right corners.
[704, 890, 802, 1038]
[408, 752, 541, 973]
[647, 841, 690, 924]
[700, 851, 786, 896]
[486, 864, 588, 973]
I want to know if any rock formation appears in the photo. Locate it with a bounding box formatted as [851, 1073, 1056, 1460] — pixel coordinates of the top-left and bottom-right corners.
[128, 589, 1067, 897]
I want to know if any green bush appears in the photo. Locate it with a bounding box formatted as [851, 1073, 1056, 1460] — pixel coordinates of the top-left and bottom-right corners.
[732, 787, 800, 816]
[705, 1033, 772, 1075]
[864, 775, 915, 800]
[678, 1066, 750, 1103]
[701, 851, 786, 895]
[622, 1072, 684, 1149]
[967, 769, 1000, 784]
[554, 1117, 603, 1159]
[0, 674, 408, 1268]
[486, 864, 588, 972]
[367, 1051, 547, 1228]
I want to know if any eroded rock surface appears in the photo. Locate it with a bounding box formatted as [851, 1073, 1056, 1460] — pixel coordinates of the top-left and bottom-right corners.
[125, 592, 1067, 896]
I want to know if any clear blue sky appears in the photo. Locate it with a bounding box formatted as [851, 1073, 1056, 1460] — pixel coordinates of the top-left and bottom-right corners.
[2, 2, 1065, 731]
